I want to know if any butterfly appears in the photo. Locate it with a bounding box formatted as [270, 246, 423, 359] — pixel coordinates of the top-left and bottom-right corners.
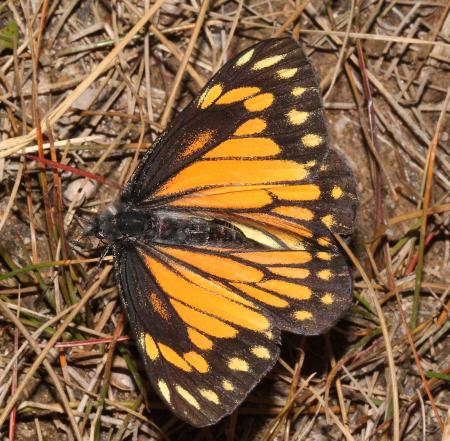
[89, 38, 357, 427]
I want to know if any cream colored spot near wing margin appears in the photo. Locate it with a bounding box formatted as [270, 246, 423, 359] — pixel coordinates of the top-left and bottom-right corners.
[252, 54, 286, 70]
[321, 293, 334, 305]
[302, 133, 323, 147]
[200, 389, 220, 404]
[222, 380, 234, 391]
[251, 346, 271, 359]
[158, 380, 171, 403]
[228, 357, 249, 372]
[321, 214, 334, 229]
[287, 109, 309, 125]
[236, 48, 254, 66]
[144, 334, 159, 361]
[292, 87, 306, 96]
[332, 186, 343, 199]
[176, 385, 200, 409]
[317, 269, 332, 280]
[277, 68, 297, 79]
[294, 310, 313, 320]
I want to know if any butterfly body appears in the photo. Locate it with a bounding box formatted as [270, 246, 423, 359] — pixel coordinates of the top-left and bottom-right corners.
[92, 204, 257, 247]
[91, 38, 358, 427]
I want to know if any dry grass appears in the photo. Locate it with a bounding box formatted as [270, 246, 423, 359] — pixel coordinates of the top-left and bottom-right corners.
[0, 0, 449, 440]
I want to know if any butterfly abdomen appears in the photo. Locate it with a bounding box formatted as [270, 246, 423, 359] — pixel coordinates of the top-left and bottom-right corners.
[152, 211, 252, 248]
[94, 204, 256, 248]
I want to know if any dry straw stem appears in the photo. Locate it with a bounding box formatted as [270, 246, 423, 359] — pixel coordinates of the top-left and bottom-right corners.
[334, 233, 400, 441]
[159, 0, 211, 128]
[323, 0, 355, 101]
[385, 246, 444, 432]
[0, 161, 23, 232]
[411, 86, 450, 328]
[0, 298, 82, 441]
[305, 379, 356, 441]
[0, 266, 112, 432]
[0, 0, 168, 157]
[397, 2, 450, 99]
[305, 2, 450, 189]
[300, 28, 450, 48]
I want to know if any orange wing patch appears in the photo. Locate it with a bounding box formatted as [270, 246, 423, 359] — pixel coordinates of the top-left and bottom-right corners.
[244, 93, 274, 112]
[234, 118, 267, 136]
[150, 293, 170, 320]
[154, 160, 309, 197]
[188, 327, 213, 350]
[169, 189, 272, 209]
[143, 254, 269, 332]
[270, 184, 321, 201]
[272, 206, 314, 221]
[199, 84, 223, 109]
[215, 87, 260, 104]
[268, 267, 310, 279]
[171, 300, 238, 338]
[203, 137, 280, 158]
[159, 343, 192, 372]
[234, 250, 312, 265]
[180, 130, 216, 158]
[258, 280, 312, 300]
[158, 246, 264, 283]
[184, 351, 209, 373]
[232, 283, 289, 308]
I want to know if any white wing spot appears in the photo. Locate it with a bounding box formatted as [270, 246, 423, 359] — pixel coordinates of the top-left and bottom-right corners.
[301, 133, 322, 147]
[228, 357, 249, 372]
[292, 87, 306, 96]
[236, 49, 255, 66]
[251, 346, 271, 359]
[176, 385, 200, 409]
[287, 109, 309, 125]
[294, 310, 313, 320]
[277, 68, 297, 79]
[252, 54, 286, 70]
[158, 380, 171, 403]
[222, 380, 234, 391]
[200, 389, 220, 404]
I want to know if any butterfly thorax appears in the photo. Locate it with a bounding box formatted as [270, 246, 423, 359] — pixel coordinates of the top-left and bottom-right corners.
[91, 202, 252, 248]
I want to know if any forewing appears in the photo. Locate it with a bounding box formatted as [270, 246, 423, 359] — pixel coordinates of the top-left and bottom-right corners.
[122, 38, 329, 204]
[114, 243, 281, 427]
